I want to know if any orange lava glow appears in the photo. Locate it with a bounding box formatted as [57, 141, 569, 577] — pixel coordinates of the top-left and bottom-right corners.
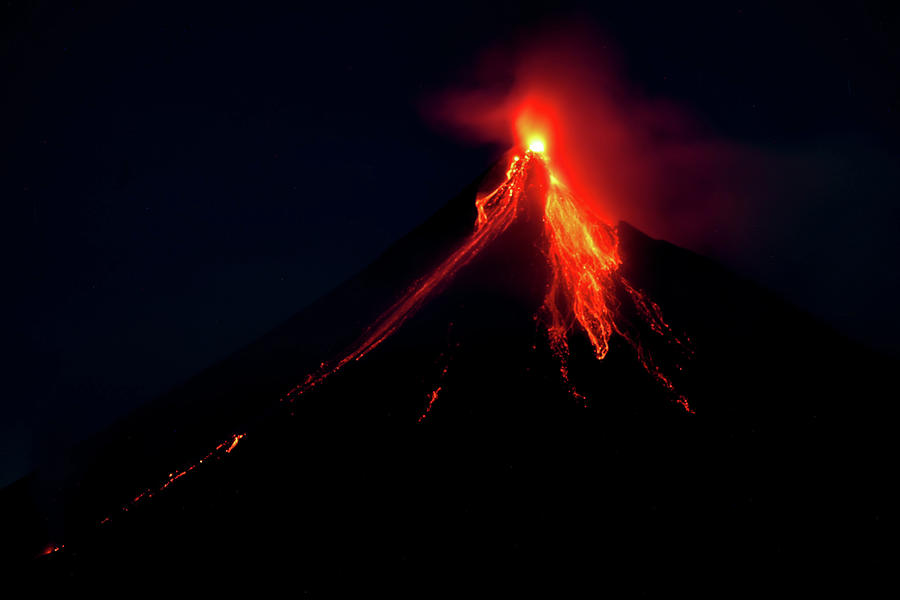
[528, 138, 545, 153]
[418, 386, 442, 423]
[225, 433, 246, 453]
[276, 142, 690, 412]
[38, 544, 64, 557]
[48, 140, 691, 557]
[281, 149, 539, 405]
[542, 174, 620, 361]
[48, 151, 539, 554]
[539, 162, 692, 413]
[90, 431, 247, 533]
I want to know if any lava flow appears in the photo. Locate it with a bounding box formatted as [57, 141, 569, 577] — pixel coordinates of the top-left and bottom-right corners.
[280, 140, 691, 412]
[540, 163, 692, 412]
[280, 149, 539, 404]
[41, 140, 690, 557]
[48, 147, 538, 547]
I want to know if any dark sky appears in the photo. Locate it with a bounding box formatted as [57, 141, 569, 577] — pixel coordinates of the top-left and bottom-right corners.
[2, 0, 898, 486]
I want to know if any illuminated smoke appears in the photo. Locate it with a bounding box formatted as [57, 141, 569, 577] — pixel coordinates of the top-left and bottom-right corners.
[425, 23, 749, 251]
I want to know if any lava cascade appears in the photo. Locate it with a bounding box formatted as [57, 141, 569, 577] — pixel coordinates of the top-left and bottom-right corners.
[43, 144, 690, 554]
[540, 168, 692, 412]
[281, 150, 537, 402]
[284, 144, 690, 412]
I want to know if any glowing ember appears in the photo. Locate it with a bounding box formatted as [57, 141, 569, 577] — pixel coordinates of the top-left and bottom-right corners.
[91, 432, 248, 532]
[38, 544, 64, 557]
[418, 386, 442, 423]
[225, 433, 245, 453]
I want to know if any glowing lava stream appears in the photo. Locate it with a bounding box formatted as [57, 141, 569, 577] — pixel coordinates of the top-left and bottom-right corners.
[57, 151, 536, 545]
[45, 144, 690, 556]
[540, 169, 692, 412]
[280, 150, 539, 404]
[291, 140, 693, 414]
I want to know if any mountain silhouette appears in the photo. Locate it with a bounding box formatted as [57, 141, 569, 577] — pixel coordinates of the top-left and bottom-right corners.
[4, 156, 892, 593]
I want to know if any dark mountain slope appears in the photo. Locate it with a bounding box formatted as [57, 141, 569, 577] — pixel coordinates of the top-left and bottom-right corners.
[5, 163, 893, 593]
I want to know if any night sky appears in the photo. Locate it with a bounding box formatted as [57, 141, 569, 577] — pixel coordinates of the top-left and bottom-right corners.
[3, 1, 898, 486]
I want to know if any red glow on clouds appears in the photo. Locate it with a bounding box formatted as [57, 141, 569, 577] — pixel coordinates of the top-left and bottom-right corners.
[426, 23, 746, 246]
[513, 97, 556, 154]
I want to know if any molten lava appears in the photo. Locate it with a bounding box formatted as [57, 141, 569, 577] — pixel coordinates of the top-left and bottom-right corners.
[540, 168, 692, 412]
[44, 142, 691, 556]
[280, 149, 539, 404]
[282, 141, 690, 412]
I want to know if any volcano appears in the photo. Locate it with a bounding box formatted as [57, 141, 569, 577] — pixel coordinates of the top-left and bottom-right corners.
[5, 148, 892, 593]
